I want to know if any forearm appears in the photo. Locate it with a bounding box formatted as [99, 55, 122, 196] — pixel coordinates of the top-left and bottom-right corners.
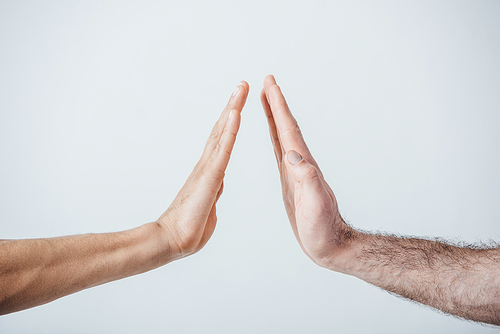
[0, 222, 171, 315]
[337, 233, 500, 325]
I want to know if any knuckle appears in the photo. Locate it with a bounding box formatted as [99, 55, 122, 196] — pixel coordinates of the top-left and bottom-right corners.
[302, 165, 319, 180]
[197, 164, 225, 185]
[292, 122, 301, 133]
[210, 127, 220, 139]
[205, 164, 225, 181]
[213, 142, 232, 157]
[193, 173, 206, 186]
[206, 155, 217, 170]
[281, 123, 301, 136]
[213, 142, 222, 154]
[222, 145, 232, 157]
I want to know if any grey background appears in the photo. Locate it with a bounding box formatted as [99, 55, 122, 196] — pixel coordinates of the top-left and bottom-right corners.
[1, 1, 499, 333]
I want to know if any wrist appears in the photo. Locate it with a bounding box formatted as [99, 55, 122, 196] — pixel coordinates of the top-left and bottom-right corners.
[132, 222, 181, 268]
[320, 229, 370, 276]
[147, 221, 183, 264]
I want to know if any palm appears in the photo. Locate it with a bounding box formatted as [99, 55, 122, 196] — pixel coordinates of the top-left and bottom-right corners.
[282, 161, 342, 261]
[262, 75, 352, 267]
[157, 82, 248, 259]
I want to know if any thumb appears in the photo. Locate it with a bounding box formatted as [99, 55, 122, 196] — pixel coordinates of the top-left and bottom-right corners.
[285, 150, 329, 211]
[286, 150, 322, 183]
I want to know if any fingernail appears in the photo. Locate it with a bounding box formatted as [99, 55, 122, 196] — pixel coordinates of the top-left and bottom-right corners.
[231, 85, 241, 97]
[288, 150, 302, 165]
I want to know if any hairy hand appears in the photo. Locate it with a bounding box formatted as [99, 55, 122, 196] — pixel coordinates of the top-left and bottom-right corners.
[261, 75, 358, 270]
[157, 82, 249, 260]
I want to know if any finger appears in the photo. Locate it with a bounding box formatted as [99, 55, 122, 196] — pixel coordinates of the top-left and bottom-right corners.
[185, 81, 247, 186]
[201, 82, 248, 163]
[260, 88, 283, 165]
[199, 109, 241, 192]
[216, 181, 224, 202]
[286, 150, 323, 190]
[263, 74, 277, 97]
[265, 81, 319, 169]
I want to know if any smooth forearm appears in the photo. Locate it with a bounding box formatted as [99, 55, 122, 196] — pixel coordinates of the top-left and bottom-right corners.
[336, 233, 500, 325]
[0, 82, 245, 316]
[0, 222, 172, 315]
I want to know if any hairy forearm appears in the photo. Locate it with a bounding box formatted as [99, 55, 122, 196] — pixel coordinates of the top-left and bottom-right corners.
[340, 233, 500, 325]
[0, 222, 171, 315]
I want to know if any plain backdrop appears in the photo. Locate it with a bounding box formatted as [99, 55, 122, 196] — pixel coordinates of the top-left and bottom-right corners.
[1, 1, 499, 333]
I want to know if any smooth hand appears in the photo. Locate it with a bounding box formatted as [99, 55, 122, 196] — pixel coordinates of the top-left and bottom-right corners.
[261, 76, 358, 270]
[157, 82, 249, 260]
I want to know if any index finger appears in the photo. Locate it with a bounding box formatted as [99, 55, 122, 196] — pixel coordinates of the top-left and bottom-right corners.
[263, 75, 318, 168]
[187, 81, 248, 186]
[202, 81, 249, 161]
[261, 88, 283, 165]
[198, 109, 241, 195]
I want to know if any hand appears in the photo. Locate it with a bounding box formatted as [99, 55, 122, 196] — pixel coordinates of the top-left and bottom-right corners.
[157, 82, 249, 260]
[261, 75, 358, 271]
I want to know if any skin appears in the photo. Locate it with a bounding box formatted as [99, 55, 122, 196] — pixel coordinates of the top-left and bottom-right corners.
[261, 74, 500, 326]
[0, 81, 249, 315]
[2, 76, 498, 325]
